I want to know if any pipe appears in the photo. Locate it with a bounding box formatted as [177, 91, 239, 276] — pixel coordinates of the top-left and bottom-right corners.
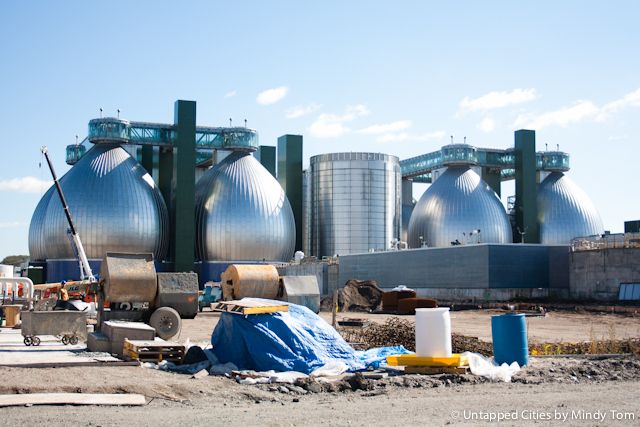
[0, 277, 34, 310]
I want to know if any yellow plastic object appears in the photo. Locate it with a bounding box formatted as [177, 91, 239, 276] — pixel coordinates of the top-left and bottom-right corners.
[386, 353, 468, 367]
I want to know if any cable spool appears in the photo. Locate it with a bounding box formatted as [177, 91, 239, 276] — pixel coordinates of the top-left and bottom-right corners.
[220, 264, 280, 300]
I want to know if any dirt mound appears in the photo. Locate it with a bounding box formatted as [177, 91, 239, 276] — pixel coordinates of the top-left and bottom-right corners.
[322, 280, 384, 312]
[337, 280, 383, 312]
[344, 317, 493, 355]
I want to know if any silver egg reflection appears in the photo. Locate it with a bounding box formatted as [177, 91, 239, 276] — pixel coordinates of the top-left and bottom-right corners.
[29, 144, 169, 260]
[537, 172, 604, 244]
[195, 151, 296, 261]
[408, 166, 512, 248]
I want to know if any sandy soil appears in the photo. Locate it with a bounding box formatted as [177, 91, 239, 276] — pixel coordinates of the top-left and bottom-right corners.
[1, 310, 639, 426]
[0, 364, 638, 426]
[181, 309, 640, 344]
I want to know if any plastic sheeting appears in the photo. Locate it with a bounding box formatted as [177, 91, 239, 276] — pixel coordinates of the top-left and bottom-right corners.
[211, 299, 410, 374]
[462, 351, 521, 382]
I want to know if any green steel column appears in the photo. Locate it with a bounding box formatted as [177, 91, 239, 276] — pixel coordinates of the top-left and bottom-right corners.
[255, 145, 276, 177]
[141, 145, 154, 176]
[514, 129, 539, 243]
[172, 100, 197, 271]
[277, 135, 303, 251]
[158, 147, 174, 225]
[481, 167, 502, 197]
[401, 179, 414, 242]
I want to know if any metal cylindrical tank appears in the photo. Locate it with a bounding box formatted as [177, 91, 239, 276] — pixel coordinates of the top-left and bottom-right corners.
[220, 264, 280, 300]
[537, 172, 604, 244]
[407, 166, 512, 248]
[309, 152, 401, 257]
[195, 151, 296, 262]
[28, 143, 169, 261]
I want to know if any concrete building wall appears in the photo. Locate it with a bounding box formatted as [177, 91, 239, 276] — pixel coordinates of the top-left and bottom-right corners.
[570, 248, 640, 301]
[335, 244, 569, 301]
[338, 245, 490, 290]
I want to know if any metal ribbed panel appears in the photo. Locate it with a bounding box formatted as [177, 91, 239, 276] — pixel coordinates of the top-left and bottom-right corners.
[195, 151, 295, 261]
[407, 166, 512, 248]
[28, 144, 169, 261]
[302, 169, 311, 255]
[538, 172, 604, 244]
[309, 152, 401, 257]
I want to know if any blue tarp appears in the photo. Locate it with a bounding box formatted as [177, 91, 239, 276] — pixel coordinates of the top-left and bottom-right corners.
[211, 299, 410, 374]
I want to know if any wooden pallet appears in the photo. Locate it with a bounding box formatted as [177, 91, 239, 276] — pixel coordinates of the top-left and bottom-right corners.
[404, 365, 469, 375]
[212, 300, 289, 315]
[123, 339, 185, 363]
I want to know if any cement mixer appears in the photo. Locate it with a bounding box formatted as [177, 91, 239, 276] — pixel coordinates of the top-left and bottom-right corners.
[93, 252, 198, 340]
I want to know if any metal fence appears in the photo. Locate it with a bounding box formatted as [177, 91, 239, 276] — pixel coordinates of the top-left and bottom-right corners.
[571, 233, 640, 251]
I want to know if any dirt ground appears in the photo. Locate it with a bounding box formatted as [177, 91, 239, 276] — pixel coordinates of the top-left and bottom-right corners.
[1, 309, 639, 426]
[0, 362, 639, 426]
[180, 308, 640, 345]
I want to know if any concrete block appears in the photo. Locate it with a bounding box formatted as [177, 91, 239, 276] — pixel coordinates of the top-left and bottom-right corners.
[155, 272, 199, 318]
[87, 332, 111, 353]
[101, 321, 156, 356]
[102, 321, 155, 341]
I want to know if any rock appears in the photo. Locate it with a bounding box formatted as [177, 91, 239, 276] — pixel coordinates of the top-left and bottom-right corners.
[306, 381, 323, 393]
[347, 373, 374, 391]
[287, 385, 308, 395]
[278, 386, 290, 393]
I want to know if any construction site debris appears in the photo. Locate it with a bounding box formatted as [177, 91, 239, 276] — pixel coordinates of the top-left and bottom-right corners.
[211, 299, 408, 373]
[382, 289, 417, 312]
[123, 339, 185, 364]
[336, 280, 383, 312]
[0, 393, 146, 407]
[397, 298, 437, 315]
[530, 339, 640, 356]
[341, 317, 494, 356]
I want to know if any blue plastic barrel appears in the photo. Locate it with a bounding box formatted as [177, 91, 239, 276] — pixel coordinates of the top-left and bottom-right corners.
[491, 313, 528, 366]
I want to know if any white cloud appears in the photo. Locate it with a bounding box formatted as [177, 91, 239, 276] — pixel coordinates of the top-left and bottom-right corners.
[513, 88, 640, 130]
[377, 130, 445, 143]
[459, 88, 537, 114]
[285, 103, 322, 119]
[514, 100, 598, 130]
[308, 104, 370, 138]
[597, 88, 640, 121]
[0, 176, 51, 193]
[477, 117, 496, 133]
[357, 120, 412, 135]
[256, 86, 289, 105]
[224, 90, 237, 98]
[0, 221, 27, 229]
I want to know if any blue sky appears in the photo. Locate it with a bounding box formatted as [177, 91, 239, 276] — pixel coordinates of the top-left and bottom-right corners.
[0, 1, 638, 258]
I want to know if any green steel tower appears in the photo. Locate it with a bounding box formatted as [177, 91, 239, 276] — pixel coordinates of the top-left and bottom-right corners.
[277, 134, 303, 251]
[255, 145, 276, 177]
[514, 129, 539, 243]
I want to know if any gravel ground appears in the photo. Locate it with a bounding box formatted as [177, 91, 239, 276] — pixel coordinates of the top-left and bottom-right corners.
[1, 357, 639, 426]
[0, 357, 640, 426]
[1, 309, 639, 426]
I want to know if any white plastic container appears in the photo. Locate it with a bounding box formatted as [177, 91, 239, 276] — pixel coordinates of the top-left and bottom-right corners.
[0, 264, 13, 278]
[415, 307, 452, 357]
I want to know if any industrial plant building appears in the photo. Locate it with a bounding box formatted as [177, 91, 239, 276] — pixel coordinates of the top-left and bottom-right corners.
[27, 100, 639, 302]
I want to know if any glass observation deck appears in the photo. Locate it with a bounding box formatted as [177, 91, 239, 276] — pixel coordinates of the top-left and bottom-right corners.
[401, 145, 570, 183]
[66, 117, 259, 164]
